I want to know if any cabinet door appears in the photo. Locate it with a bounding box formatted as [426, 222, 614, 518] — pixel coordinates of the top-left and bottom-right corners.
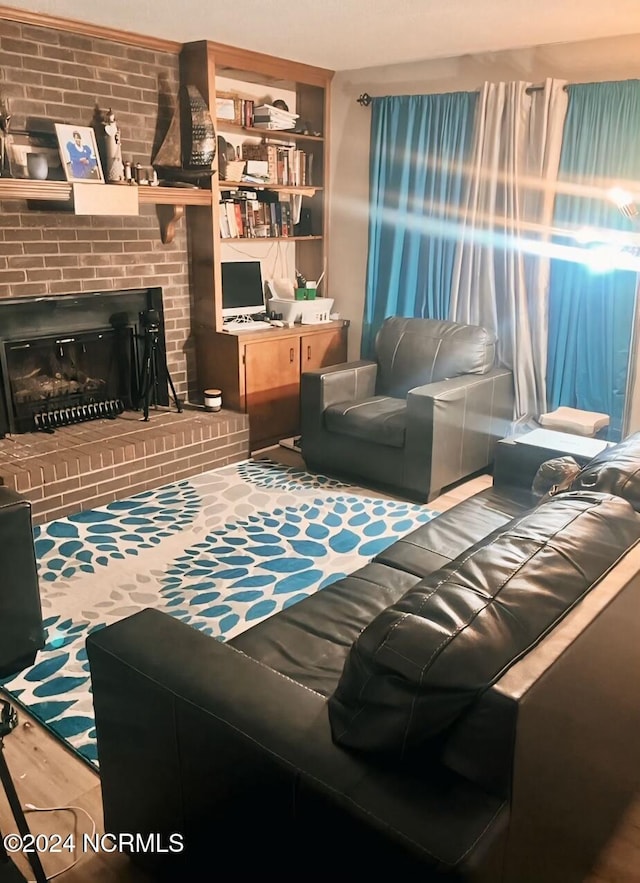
[245, 338, 301, 447]
[302, 328, 348, 371]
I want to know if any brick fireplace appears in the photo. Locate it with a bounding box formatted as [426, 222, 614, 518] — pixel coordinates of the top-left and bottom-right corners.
[0, 19, 251, 521]
[0, 19, 192, 392]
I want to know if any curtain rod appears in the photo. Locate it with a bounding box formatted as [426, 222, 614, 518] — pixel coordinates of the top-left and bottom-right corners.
[356, 83, 569, 105]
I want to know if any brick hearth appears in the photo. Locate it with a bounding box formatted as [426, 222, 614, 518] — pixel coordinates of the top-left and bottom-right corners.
[0, 407, 250, 524]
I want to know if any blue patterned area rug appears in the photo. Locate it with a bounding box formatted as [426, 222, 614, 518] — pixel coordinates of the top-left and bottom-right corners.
[0, 460, 437, 768]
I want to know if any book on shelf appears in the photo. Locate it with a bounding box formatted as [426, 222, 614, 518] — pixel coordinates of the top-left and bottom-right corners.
[279, 195, 292, 236]
[241, 174, 270, 185]
[253, 120, 295, 131]
[219, 206, 231, 238]
[253, 103, 299, 119]
[221, 200, 238, 238]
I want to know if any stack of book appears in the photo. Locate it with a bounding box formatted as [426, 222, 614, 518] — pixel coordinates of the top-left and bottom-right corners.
[252, 103, 298, 130]
[219, 189, 294, 239]
[242, 142, 314, 186]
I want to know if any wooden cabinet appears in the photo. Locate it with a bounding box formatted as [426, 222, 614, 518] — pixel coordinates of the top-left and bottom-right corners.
[245, 336, 301, 445]
[197, 321, 348, 450]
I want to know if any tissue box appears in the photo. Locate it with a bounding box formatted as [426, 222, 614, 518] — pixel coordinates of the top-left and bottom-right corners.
[268, 297, 334, 324]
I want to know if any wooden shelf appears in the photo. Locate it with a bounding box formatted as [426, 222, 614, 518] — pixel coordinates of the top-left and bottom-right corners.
[0, 180, 212, 243]
[0, 179, 212, 206]
[220, 235, 322, 243]
[220, 181, 321, 193]
[139, 186, 212, 206]
[215, 121, 324, 143]
[0, 178, 71, 201]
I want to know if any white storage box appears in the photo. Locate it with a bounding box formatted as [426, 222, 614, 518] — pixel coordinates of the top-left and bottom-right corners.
[268, 296, 334, 324]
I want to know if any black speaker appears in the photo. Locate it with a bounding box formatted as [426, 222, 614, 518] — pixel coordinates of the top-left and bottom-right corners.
[294, 208, 312, 237]
[0, 488, 44, 678]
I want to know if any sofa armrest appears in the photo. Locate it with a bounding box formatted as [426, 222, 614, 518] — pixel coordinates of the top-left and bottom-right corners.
[87, 608, 505, 877]
[405, 368, 514, 498]
[300, 360, 377, 446]
[87, 608, 329, 872]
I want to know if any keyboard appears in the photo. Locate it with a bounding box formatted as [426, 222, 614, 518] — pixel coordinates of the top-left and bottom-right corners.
[223, 321, 274, 332]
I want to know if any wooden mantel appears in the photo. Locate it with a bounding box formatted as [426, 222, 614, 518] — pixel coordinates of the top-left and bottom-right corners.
[0, 180, 212, 243]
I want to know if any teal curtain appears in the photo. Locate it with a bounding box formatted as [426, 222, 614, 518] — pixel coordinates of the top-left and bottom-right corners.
[547, 80, 640, 439]
[362, 92, 477, 356]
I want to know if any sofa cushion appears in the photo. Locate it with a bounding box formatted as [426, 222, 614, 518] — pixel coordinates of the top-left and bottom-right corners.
[376, 484, 535, 577]
[375, 317, 496, 398]
[570, 431, 640, 509]
[328, 491, 640, 757]
[324, 396, 406, 448]
[231, 561, 420, 696]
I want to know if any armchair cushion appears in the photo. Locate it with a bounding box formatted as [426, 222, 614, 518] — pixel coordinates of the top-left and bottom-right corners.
[328, 491, 640, 758]
[325, 396, 406, 448]
[375, 317, 496, 398]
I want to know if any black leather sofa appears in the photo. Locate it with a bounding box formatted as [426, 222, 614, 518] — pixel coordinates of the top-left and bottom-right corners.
[86, 435, 640, 882]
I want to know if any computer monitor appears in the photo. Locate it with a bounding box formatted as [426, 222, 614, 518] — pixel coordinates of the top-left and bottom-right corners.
[221, 261, 265, 318]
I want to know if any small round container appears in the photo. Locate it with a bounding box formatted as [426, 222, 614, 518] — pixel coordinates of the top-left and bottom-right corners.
[203, 388, 222, 412]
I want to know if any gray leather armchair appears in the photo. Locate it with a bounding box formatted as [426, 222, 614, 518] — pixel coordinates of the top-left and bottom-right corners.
[300, 317, 514, 501]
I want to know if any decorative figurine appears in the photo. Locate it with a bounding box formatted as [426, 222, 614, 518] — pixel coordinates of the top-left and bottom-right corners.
[103, 108, 124, 182]
[153, 84, 216, 185]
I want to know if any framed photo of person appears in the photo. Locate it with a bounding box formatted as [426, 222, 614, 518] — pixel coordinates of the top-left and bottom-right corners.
[55, 123, 104, 183]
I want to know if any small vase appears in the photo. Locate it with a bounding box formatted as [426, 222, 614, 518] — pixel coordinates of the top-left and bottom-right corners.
[27, 153, 48, 180]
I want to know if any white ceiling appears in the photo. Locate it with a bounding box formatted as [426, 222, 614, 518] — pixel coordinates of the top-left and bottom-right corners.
[5, 0, 640, 71]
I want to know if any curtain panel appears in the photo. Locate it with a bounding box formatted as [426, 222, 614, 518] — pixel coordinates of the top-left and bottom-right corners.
[449, 79, 568, 423]
[547, 80, 640, 440]
[362, 92, 476, 357]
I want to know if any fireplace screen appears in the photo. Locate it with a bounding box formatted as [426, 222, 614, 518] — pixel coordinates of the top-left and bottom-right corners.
[4, 328, 130, 433]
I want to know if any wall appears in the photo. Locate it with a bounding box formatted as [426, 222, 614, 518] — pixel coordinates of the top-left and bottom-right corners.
[329, 33, 640, 362]
[0, 17, 196, 399]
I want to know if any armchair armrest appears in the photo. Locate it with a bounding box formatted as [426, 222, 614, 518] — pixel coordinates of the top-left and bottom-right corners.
[405, 368, 514, 498]
[301, 360, 377, 447]
[302, 359, 377, 410]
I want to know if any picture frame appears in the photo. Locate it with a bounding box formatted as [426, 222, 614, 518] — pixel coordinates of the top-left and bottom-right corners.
[215, 91, 243, 126]
[5, 130, 65, 181]
[55, 123, 104, 183]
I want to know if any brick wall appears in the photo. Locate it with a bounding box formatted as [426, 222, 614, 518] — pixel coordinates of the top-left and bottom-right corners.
[0, 18, 197, 400]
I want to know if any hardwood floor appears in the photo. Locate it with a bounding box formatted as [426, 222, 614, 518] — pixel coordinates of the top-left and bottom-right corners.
[0, 453, 638, 882]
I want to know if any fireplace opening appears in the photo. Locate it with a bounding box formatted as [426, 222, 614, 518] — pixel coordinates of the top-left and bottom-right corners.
[0, 288, 168, 436]
[5, 328, 130, 433]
